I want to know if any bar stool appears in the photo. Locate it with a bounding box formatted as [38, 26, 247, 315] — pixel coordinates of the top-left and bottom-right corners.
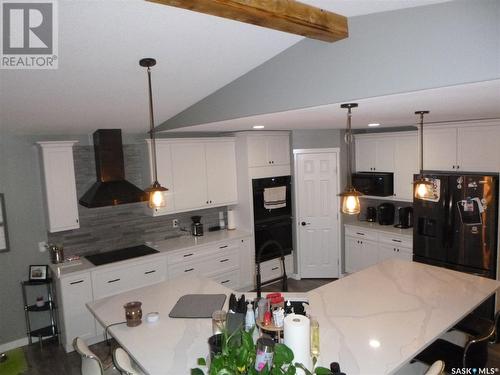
[113, 348, 145, 375]
[73, 337, 118, 375]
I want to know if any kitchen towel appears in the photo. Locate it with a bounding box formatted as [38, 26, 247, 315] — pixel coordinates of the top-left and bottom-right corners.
[263, 186, 286, 209]
[284, 314, 311, 374]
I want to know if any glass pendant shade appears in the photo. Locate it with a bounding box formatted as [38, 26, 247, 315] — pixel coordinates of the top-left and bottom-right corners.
[145, 181, 168, 208]
[340, 187, 362, 215]
[414, 178, 434, 200]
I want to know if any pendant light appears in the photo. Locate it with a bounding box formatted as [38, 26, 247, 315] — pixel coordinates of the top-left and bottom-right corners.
[339, 103, 362, 214]
[140, 58, 168, 209]
[414, 110, 433, 200]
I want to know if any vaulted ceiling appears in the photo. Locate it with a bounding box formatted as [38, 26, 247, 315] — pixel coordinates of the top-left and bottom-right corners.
[0, 0, 452, 135]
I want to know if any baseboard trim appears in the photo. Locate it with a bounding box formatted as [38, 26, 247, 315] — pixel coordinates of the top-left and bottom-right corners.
[290, 273, 301, 280]
[0, 337, 31, 352]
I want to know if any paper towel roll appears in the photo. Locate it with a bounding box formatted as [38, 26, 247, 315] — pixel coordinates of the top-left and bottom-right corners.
[284, 314, 311, 374]
[227, 209, 236, 230]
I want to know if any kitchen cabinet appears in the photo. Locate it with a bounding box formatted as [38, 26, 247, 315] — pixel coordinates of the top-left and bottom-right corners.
[57, 273, 96, 352]
[344, 224, 413, 274]
[344, 235, 378, 273]
[422, 122, 500, 172]
[423, 127, 458, 171]
[355, 137, 395, 172]
[149, 138, 238, 214]
[37, 141, 79, 232]
[394, 135, 419, 201]
[248, 135, 290, 167]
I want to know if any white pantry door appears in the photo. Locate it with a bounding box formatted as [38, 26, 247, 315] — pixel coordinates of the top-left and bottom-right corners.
[295, 150, 340, 278]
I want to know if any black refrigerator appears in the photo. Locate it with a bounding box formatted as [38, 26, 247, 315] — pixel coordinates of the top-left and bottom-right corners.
[413, 173, 499, 317]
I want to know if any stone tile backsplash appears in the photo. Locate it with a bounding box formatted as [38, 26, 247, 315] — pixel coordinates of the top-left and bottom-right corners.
[48, 144, 226, 257]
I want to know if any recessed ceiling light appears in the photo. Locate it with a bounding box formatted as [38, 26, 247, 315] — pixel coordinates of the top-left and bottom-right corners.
[253, 125, 265, 129]
[369, 339, 381, 348]
[368, 123, 380, 127]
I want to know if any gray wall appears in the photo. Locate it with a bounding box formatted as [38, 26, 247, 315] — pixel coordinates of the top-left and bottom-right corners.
[159, 0, 500, 130]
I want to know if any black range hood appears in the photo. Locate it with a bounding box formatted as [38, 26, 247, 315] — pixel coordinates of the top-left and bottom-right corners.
[79, 129, 148, 208]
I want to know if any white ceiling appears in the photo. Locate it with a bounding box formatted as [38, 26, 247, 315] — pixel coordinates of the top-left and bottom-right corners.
[0, 0, 452, 135]
[166, 79, 500, 132]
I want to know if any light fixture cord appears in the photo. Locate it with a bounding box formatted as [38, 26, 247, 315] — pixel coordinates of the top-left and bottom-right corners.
[146, 66, 159, 184]
[419, 111, 424, 175]
[346, 107, 353, 187]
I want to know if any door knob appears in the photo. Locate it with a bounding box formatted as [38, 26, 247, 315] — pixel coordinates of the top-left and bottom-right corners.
[301, 221, 310, 226]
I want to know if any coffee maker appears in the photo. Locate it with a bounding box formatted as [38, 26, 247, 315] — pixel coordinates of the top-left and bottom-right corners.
[377, 203, 395, 225]
[395, 206, 413, 228]
[191, 216, 204, 236]
[366, 207, 377, 222]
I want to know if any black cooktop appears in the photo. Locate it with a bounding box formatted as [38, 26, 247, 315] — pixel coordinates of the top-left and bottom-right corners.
[85, 245, 159, 266]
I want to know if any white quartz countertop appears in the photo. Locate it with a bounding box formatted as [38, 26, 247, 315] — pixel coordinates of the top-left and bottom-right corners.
[87, 259, 500, 375]
[49, 229, 251, 279]
[345, 221, 413, 237]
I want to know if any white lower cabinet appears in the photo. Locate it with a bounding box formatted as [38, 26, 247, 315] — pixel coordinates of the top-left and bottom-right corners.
[57, 274, 96, 352]
[345, 225, 413, 274]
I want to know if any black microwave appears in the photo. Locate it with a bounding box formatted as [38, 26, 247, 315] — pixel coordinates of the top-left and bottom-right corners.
[352, 172, 394, 197]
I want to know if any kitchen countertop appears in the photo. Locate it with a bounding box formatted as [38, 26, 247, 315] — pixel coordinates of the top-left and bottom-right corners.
[87, 259, 500, 374]
[345, 221, 413, 237]
[49, 229, 251, 279]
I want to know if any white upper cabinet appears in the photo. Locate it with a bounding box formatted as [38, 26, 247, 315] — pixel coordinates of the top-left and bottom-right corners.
[38, 141, 80, 233]
[205, 141, 238, 206]
[355, 137, 394, 172]
[248, 134, 290, 167]
[423, 122, 500, 172]
[394, 135, 419, 201]
[457, 125, 500, 172]
[148, 138, 238, 214]
[423, 127, 458, 171]
[171, 142, 209, 210]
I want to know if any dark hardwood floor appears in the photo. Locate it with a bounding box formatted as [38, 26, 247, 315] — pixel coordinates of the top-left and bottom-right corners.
[15, 278, 500, 374]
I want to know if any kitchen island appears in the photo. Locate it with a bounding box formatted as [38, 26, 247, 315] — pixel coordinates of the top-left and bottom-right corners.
[87, 259, 500, 374]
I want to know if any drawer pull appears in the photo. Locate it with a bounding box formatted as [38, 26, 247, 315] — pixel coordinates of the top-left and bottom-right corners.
[391, 239, 402, 243]
[219, 245, 228, 249]
[356, 232, 365, 236]
[271, 267, 279, 271]
[144, 270, 156, 275]
[220, 259, 229, 263]
[221, 280, 230, 284]
[70, 280, 84, 285]
[184, 268, 194, 272]
[107, 278, 120, 283]
[183, 253, 194, 258]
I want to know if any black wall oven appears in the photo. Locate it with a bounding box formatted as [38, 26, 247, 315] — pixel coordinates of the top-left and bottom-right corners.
[252, 176, 292, 262]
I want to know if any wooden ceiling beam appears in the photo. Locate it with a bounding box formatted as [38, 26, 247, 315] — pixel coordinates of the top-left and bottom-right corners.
[147, 0, 348, 43]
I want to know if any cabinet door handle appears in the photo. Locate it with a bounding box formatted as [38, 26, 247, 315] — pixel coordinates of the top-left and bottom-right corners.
[70, 280, 84, 285]
[457, 165, 460, 169]
[221, 280, 230, 284]
[183, 253, 194, 258]
[271, 267, 279, 271]
[452, 165, 456, 169]
[356, 232, 365, 236]
[184, 268, 194, 272]
[76, 219, 79, 223]
[391, 239, 402, 243]
[220, 259, 229, 263]
[219, 245, 228, 249]
[144, 270, 156, 275]
[107, 278, 120, 283]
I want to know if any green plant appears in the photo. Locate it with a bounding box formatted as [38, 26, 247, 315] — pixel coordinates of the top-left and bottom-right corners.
[191, 328, 333, 375]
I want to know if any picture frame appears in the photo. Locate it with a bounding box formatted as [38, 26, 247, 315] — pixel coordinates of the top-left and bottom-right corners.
[0, 193, 9, 253]
[29, 265, 48, 281]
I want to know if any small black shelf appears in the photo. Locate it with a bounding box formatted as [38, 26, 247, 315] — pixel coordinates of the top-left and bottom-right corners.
[26, 301, 54, 312]
[29, 325, 57, 338]
[21, 278, 59, 348]
[22, 278, 52, 286]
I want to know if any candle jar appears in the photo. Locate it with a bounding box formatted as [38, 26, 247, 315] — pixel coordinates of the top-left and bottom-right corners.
[124, 301, 142, 327]
[212, 310, 227, 335]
